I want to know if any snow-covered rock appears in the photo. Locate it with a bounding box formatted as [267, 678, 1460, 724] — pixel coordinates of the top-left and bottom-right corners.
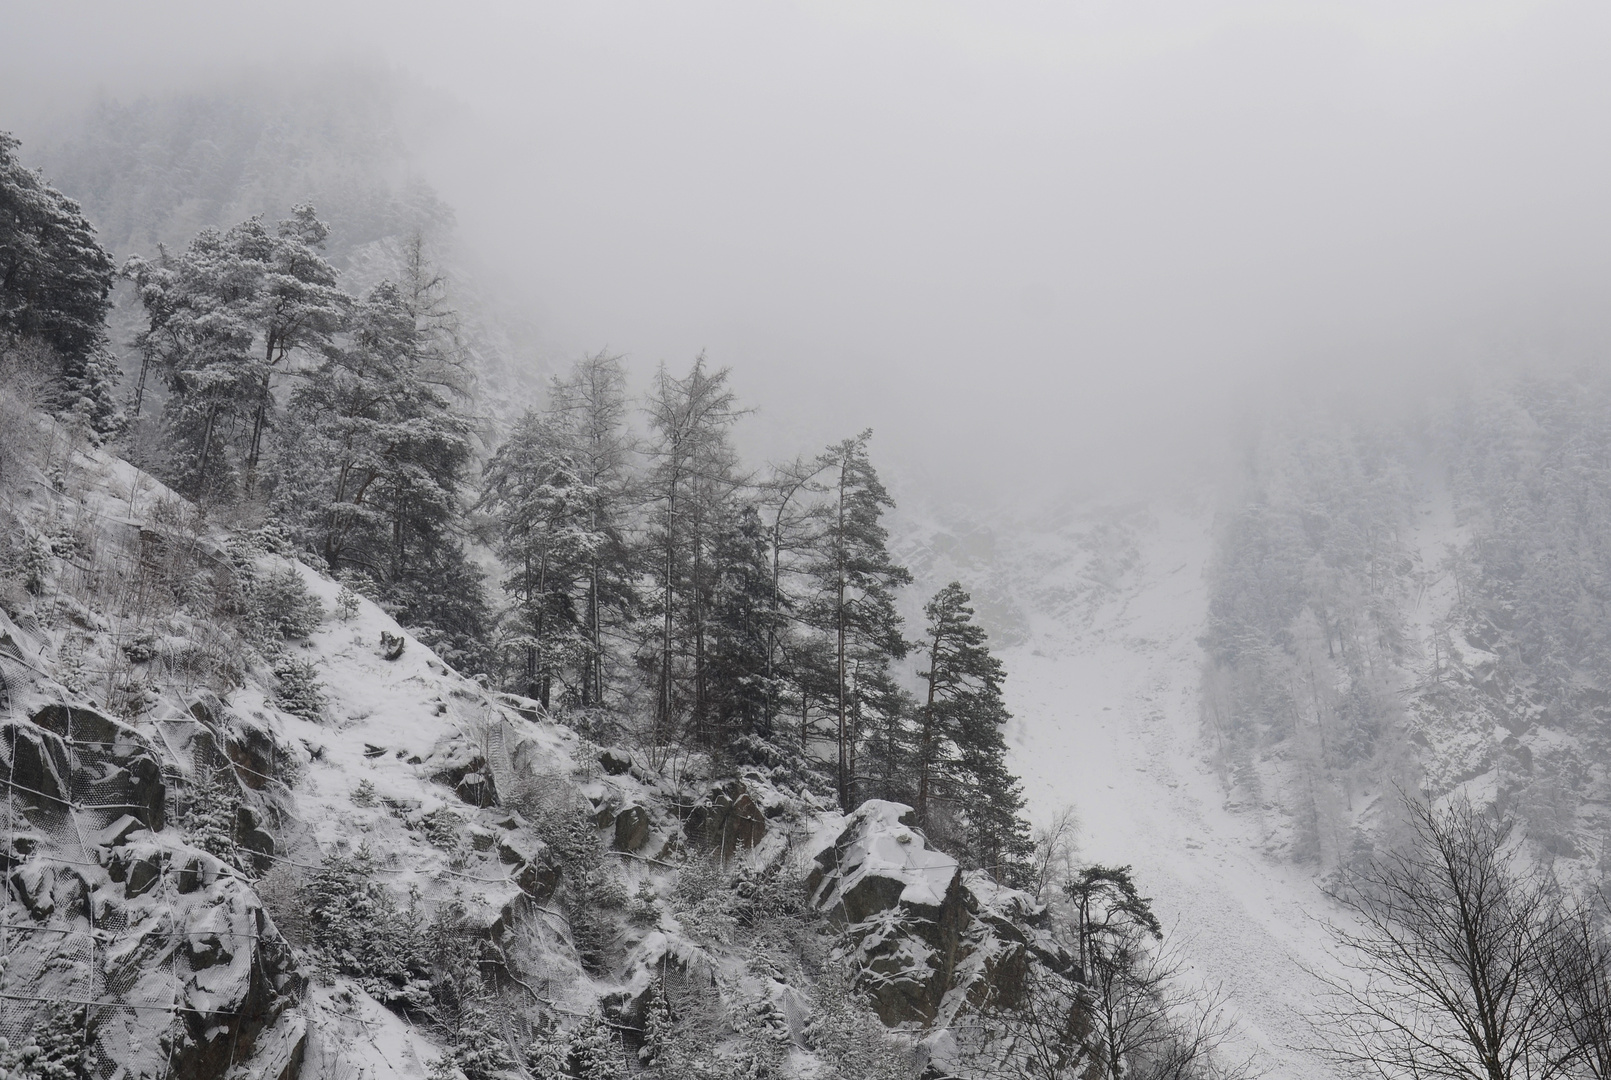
[807, 800, 1058, 1027]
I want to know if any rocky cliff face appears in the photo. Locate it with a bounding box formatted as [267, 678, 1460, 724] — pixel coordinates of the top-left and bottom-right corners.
[1, 614, 300, 1080]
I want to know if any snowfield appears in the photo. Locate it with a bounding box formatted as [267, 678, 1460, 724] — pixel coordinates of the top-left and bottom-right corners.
[1003, 506, 1351, 1080]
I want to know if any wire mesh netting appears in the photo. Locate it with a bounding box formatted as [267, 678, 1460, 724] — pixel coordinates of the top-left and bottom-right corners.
[0, 685, 259, 1080]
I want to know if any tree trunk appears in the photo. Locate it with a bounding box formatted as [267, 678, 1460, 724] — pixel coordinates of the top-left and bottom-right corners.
[836, 459, 850, 810]
[660, 460, 678, 745]
[919, 627, 941, 825]
[195, 403, 219, 496]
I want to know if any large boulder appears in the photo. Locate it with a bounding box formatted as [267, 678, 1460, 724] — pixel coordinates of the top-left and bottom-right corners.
[26, 703, 166, 830]
[425, 733, 499, 807]
[614, 804, 653, 852]
[683, 780, 767, 859]
[807, 800, 1052, 1027]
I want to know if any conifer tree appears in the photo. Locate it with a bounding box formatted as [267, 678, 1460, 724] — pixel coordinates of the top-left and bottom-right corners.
[807, 430, 911, 809]
[281, 278, 472, 574]
[125, 206, 344, 497]
[703, 501, 780, 742]
[431, 1004, 518, 1080]
[568, 1016, 625, 1080]
[641, 356, 745, 749]
[758, 455, 830, 737]
[523, 1028, 570, 1080]
[916, 582, 1031, 881]
[481, 409, 600, 706]
[547, 352, 636, 707]
[2, 1006, 92, 1080]
[0, 134, 119, 434]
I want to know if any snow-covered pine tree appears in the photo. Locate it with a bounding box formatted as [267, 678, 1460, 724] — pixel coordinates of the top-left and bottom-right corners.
[272, 250, 487, 670]
[641, 356, 746, 752]
[0, 134, 119, 436]
[481, 408, 600, 706]
[917, 582, 1032, 882]
[124, 206, 344, 498]
[915, 581, 990, 826]
[523, 1027, 570, 1080]
[430, 1003, 518, 1080]
[806, 430, 912, 810]
[757, 455, 831, 740]
[567, 1016, 625, 1080]
[0, 1006, 92, 1080]
[546, 352, 637, 708]
[703, 500, 781, 744]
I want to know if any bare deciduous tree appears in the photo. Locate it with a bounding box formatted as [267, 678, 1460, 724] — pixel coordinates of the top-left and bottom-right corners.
[1311, 795, 1570, 1080]
[1541, 898, 1611, 1080]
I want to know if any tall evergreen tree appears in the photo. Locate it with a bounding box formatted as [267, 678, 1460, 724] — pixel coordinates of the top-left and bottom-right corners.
[807, 430, 911, 810]
[758, 455, 830, 738]
[703, 500, 780, 742]
[481, 409, 600, 706]
[279, 278, 471, 573]
[641, 356, 745, 750]
[917, 581, 1032, 881]
[0, 133, 118, 434]
[124, 206, 344, 497]
[547, 352, 637, 707]
[269, 241, 485, 670]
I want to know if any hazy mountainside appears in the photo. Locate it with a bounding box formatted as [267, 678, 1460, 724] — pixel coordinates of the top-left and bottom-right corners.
[914, 384, 1611, 1077]
[996, 506, 1346, 1080]
[1197, 371, 1611, 889]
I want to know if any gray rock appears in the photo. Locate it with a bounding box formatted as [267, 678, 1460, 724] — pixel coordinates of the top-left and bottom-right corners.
[614, 804, 652, 852]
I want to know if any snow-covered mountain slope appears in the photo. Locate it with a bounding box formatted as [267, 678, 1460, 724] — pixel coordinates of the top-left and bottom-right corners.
[1, 412, 1074, 1080]
[1002, 506, 1348, 1080]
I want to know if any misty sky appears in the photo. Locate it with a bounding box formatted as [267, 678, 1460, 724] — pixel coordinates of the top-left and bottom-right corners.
[8, 1, 1611, 501]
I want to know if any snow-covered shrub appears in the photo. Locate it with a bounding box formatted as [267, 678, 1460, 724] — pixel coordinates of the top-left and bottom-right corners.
[183, 767, 246, 872]
[521, 796, 626, 973]
[0, 1006, 94, 1080]
[565, 1016, 626, 1080]
[305, 845, 429, 1002]
[731, 859, 810, 929]
[640, 982, 788, 1080]
[21, 528, 50, 595]
[523, 1027, 570, 1080]
[427, 1003, 518, 1080]
[807, 972, 919, 1080]
[353, 778, 379, 806]
[627, 879, 660, 927]
[417, 806, 463, 851]
[423, 892, 486, 1026]
[255, 862, 311, 948]
[671, 854, 740, 946]
[271, 651, 325, 720]
[252, 565, 324, 640]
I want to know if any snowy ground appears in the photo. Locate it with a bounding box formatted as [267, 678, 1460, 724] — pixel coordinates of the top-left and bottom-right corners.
[1002, 506, 1350, 1080]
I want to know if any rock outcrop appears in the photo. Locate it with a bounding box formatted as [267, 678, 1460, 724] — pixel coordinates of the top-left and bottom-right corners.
[2, 703, 300, 1080]
[808, 800, 1059, 1027]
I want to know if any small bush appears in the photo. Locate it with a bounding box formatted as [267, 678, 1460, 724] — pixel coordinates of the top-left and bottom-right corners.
[272, 651, 325, 720]
[253, 565, 324, 640]
[0, 1004, 94, 1080]
[255, 862, 311, 948]
[183, 767, 246, 873]
[305, 845, 430, 1007]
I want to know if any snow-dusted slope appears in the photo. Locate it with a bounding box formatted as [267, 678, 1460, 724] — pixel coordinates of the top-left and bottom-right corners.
[1002, 506, 1347, 1080]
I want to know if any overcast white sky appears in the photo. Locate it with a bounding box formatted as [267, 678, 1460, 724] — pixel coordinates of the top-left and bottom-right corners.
[8, 1, 1611, 501]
